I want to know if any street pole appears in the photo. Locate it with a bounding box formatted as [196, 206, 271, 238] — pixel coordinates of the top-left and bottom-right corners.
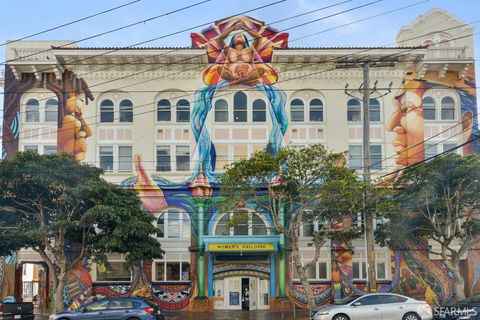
[362, 62, 377, 292]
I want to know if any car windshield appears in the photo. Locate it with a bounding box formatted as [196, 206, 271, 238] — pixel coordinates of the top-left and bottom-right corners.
[333, 295, 363, 305]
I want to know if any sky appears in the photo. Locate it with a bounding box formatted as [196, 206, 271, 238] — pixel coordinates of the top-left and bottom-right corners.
[0, 0, 479, 123]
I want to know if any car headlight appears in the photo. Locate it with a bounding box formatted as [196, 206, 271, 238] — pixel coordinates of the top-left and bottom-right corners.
[317, 310, 331, 315]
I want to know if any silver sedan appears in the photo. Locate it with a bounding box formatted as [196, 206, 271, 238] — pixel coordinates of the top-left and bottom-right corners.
[311, 293, 433, 320]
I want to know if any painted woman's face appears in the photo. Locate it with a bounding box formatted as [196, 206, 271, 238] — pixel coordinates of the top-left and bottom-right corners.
[233, 33, 246, 46]
[387, 86, 425, 166]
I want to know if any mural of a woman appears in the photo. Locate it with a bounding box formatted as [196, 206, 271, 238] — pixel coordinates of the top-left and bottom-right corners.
[210, 21, 276, 86]
[190, 16, 289, 180]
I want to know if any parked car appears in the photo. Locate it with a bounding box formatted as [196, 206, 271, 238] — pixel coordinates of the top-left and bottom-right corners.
[433, 295, 480, 320]
[48, 297, 164, 320]
[0, 297, 34, 320]
[311, 293, 433, 320]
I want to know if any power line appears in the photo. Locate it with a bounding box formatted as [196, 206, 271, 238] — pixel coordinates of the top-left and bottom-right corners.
[1, 0, 142, 47]
[2, 0, 212, 65]
[2, 2, 474, 144]
[0, 0, 396, 140]
[1, 0, 286, 76]
[1, 37, 473, 144]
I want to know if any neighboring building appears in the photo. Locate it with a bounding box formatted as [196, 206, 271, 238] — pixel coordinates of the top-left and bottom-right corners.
[1, 9, 479, 312]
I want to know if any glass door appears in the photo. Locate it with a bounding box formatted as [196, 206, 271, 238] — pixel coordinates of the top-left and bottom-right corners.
[258, 279, 270, 310]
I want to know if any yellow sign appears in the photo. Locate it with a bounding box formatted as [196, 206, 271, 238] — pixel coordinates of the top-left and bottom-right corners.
[208, 243, 274, 251]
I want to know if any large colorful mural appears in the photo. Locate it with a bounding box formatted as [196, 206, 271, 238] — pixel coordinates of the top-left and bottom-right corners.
[2, 13, 480, 312]
[2, 68, 94, 160]
[387, 65, 478, 170]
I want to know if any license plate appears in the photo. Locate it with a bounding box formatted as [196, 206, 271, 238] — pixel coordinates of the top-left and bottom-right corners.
[14, 315, 21, 319]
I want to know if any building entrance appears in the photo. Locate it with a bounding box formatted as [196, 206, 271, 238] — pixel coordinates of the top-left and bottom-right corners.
[213, 276, 269, 310]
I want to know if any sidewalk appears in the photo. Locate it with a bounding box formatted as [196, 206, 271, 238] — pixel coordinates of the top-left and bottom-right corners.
[163, 310, 310, 320]
[37, 310, 310, 320]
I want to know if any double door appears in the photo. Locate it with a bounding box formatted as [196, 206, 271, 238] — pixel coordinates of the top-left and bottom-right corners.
[214, 277, 269, 310]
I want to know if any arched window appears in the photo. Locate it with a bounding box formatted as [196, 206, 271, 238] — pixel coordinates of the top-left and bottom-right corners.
[347, 99, 361, 122]
[45, 99, 58, 122]
[252, 99, 266, 122]
[309, 98, 323, 122]
[100, 99, 114, 122]
[176, 99, 190, 122]
[157, 209, 190, 239]
[233, 91, 247, 122]
[290, 99, 304, 122]
[369, 98, 380, 122]
[441, 96, 455, 120]
[214, 99, 228, 122]
[157, 99, 171, 121]
[25, 99, 40, 122]
[119, 99, 133, 123]
[422, 97, 436, 120]
[214, 210, 269, 236]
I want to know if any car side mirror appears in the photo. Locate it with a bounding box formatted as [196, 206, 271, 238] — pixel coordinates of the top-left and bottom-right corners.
[81, 307, 89, 313]
[353, 302, 362, 307]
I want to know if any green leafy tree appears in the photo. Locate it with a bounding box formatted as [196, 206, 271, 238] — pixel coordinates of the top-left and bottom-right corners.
[379, 153, 480, 300]
[0, 153, 163, 312]
[219, 145, 367, 311]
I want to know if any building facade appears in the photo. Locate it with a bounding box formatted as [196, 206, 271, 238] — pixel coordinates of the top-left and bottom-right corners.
[1, 9, 480, 312]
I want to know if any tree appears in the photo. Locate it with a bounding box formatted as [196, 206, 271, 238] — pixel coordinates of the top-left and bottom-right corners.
[383, 153, 480, 300]
[219, 145, 366, 311]
[0, 153, 163, 312]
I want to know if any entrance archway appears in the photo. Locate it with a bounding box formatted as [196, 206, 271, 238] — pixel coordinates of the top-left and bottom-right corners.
[213, 274, 270, 310]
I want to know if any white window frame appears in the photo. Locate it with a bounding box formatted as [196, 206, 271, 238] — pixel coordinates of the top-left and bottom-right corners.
[155, 208, 191, 240]
[98, 145, 133, 172]
[21, 144, 57, 155]
[23, 97, 59, 124]
[309, 98, 324, 122]
[92, 255, 132, 283]
[152, 254, 191, 282]
[352, 252, 390, 281]
[98, 96, 135, 124]
[292, 251, 331, 281]
[214, 211, 271, 236]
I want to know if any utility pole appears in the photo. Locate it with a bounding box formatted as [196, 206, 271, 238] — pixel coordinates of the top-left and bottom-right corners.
[345, 61, 392, 293]
[361, 62, 377, 293]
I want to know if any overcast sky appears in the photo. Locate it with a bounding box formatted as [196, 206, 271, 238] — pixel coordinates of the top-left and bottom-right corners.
[0, 0, 479, 129]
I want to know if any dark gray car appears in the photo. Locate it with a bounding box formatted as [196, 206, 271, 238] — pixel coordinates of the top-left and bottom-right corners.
[48, 297, 164, 320]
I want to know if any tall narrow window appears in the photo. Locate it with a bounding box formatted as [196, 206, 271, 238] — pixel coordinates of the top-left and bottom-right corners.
[290, 99, 304, 122]
[176, 146, 190, 172]
[425, 143, 438, 160]
[369, 98, 380, 122]
[119, 99, 133, 123]
[441, 96, 455, 120]
[156, 146, 171, 172]
[25, 99, 40, 122]
[348, 145, 363, 170]
[252, 99, 266, 122]
[233, 92, 247, 122]
[370, 145, 382, 170]
[99, 146, 114, 171]
[176, 99, 190, 122]
[309, 99, 323, 122]
[422, 97, 436, 120]
[100, 99, 114, 123]
[157, 99, 171, 121]
[214, 99, 228, 122]
[347, 99, 361, 122]
[45, 99, 58, 122]
[118, 146, 132, 171]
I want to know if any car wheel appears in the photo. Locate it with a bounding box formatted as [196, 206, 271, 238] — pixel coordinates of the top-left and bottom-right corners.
[403, 312, 420, 320]
[332, 314, 350, 320]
